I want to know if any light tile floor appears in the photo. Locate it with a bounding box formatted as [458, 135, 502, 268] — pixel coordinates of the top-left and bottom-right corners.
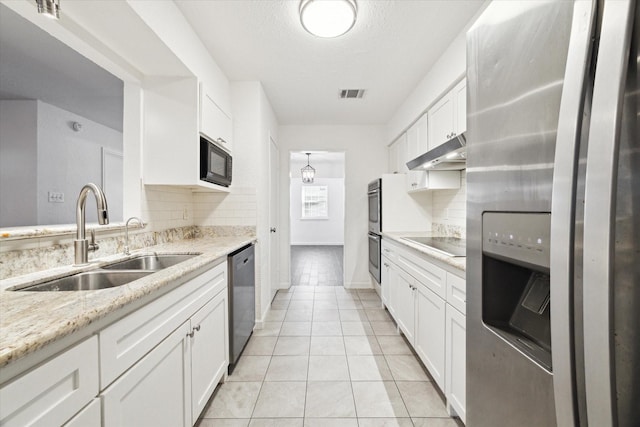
[291, 246, 344, 287]
[196, 288, 463, 427]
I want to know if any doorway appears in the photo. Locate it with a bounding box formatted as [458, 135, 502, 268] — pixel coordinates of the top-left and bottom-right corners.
[289, 151, 345, 287]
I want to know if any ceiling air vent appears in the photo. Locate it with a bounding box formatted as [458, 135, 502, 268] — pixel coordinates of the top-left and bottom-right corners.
[340, 89, 365, 99]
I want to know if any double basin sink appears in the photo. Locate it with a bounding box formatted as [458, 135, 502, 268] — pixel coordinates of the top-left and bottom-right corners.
[13, 254, 198, 292]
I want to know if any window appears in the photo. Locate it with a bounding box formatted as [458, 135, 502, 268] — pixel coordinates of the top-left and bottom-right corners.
[301, 185, 328, 219]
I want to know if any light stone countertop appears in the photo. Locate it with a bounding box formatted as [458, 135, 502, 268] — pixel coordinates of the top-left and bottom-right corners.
[382, 232, 466, 273]
[0, 235, 255, 369]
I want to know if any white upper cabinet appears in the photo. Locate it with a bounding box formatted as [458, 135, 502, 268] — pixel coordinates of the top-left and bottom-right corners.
[428, 78, 467, 150]
[142, 78, 230, 192]
[406, 113, 428, 162]
[452, 79, 467, 135]
[389, 133, 409, 174]
[200, 82, 233, 153]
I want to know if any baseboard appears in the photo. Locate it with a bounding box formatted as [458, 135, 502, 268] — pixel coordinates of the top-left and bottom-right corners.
[344, 281, 374, 289]
[290, 242, 344, 246]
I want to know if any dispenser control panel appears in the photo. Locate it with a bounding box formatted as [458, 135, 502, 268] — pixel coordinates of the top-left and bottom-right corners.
[482, 212, 551, 271]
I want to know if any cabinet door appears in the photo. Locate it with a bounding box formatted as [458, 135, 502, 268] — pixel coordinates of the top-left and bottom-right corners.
[388, 143, 399, 174]
[396, 270, 416, 343]
[191, 291, 228, 421]
[428, 93, 454, 150]
[452, 79, 467, 135]
[445, 304, 466, 424]
[381, 255, 393, 307]
[406, 121, 420, 161]
[396, 133, 409, 173]
[64, 399, 100, 427]
[102, 323, 191, 427]
[386, 260, 399, 319]
[200, 83, 233, 153]
[0, 337, 98, 427]
[415, 283, 446, 390]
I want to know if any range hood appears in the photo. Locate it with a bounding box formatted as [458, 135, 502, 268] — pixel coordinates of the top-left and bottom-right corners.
[406, 133, 466, 171]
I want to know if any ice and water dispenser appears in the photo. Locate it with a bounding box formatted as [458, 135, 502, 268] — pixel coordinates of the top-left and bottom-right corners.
[482, 212, 552, 370]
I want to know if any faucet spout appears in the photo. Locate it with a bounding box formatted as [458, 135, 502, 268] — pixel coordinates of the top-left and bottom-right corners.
[74, 183, 109, 265]
[124, 216, 145, 255]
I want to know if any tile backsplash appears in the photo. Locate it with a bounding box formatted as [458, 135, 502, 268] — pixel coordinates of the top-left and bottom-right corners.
[432, 170, 466, 238]
[1, 183, 258, 279]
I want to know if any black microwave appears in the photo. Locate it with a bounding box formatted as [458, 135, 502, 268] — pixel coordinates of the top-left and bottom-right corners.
[200, 136, 232, 187]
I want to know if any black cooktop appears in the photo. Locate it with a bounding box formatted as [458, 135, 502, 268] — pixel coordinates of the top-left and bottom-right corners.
[401, 236, 466, 257]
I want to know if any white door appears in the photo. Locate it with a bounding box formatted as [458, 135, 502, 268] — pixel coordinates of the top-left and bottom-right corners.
[269, 137, 279, 299]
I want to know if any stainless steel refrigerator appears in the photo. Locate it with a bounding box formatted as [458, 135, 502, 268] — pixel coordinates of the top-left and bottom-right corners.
[466, 1, 639, 426]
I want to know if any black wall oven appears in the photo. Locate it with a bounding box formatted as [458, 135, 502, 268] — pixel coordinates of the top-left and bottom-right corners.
[200, 135, 232, 187]
[368, 179, 382, 283]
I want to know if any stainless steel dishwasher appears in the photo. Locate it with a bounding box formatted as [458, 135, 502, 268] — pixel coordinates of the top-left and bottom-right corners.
[228, 243, 255, 373]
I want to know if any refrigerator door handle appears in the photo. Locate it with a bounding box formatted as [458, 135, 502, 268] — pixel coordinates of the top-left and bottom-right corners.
[549, 1, 597, 426]
[583, 1, 635, 426]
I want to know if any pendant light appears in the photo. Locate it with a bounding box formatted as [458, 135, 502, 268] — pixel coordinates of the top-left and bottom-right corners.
[300, 0, 357, 38]
[36, 0, 60, 19]
[301, 153, 316, 183]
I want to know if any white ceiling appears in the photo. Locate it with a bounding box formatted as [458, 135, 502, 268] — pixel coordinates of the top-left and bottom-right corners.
[175, 0, 485, 126]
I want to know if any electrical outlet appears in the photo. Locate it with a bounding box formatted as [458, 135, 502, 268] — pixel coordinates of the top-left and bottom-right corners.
[183, 207, 189, 220]
[48, 191, 64, 203]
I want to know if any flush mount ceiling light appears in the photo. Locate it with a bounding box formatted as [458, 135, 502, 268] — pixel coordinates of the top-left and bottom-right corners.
[301, 153, 316, 183]
[300, 0, 357, 38]
[36, 0, 60, 19]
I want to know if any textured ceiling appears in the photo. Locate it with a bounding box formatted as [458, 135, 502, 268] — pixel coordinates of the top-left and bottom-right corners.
[175, 0, 485, 126]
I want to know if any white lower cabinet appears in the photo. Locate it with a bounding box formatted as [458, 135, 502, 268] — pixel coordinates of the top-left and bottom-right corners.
[1, 260, 229, 427]
[382, 238, 466, 422]
[415, 282, 446, 391]
[102, 322, 191, 427]
[0, 337, 98, 427]
[190, 290, 228, 421]
[64, 399, 101, 427]
[446, 303, 466, 423]
[395, 270, 416, 343]
[101, 261, 229, 426]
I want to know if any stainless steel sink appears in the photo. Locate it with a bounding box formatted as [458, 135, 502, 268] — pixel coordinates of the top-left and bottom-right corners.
[102, 254, 197, 271]
[16, 271, 152, 292]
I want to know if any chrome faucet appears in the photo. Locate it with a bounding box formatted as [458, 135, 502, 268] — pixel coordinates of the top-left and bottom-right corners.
[124, 216, 145, 255]
[74, 183, 109, 265]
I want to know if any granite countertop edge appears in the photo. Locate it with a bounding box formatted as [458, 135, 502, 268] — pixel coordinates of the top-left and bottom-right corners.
[0, 235, 256, 369]
[381, 231, 466, 272]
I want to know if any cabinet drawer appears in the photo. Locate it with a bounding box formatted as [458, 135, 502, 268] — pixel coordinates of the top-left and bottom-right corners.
[0, 337, 98, 427]
[446, 272, 466, 315]
[381, 240, 399, 262]
[100, 262, 227, 388]
[397, 249, 447, 299]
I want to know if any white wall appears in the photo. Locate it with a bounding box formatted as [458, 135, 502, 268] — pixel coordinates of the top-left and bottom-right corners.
[216, 81, 279, 325]
[290, 178, 345, 245]
[278, 125, 387, 289]
[37, 101, 123, 225]
[0, 100, 37, 227]
[385, 4, 489, 144]
[0, 100, 123, 227]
